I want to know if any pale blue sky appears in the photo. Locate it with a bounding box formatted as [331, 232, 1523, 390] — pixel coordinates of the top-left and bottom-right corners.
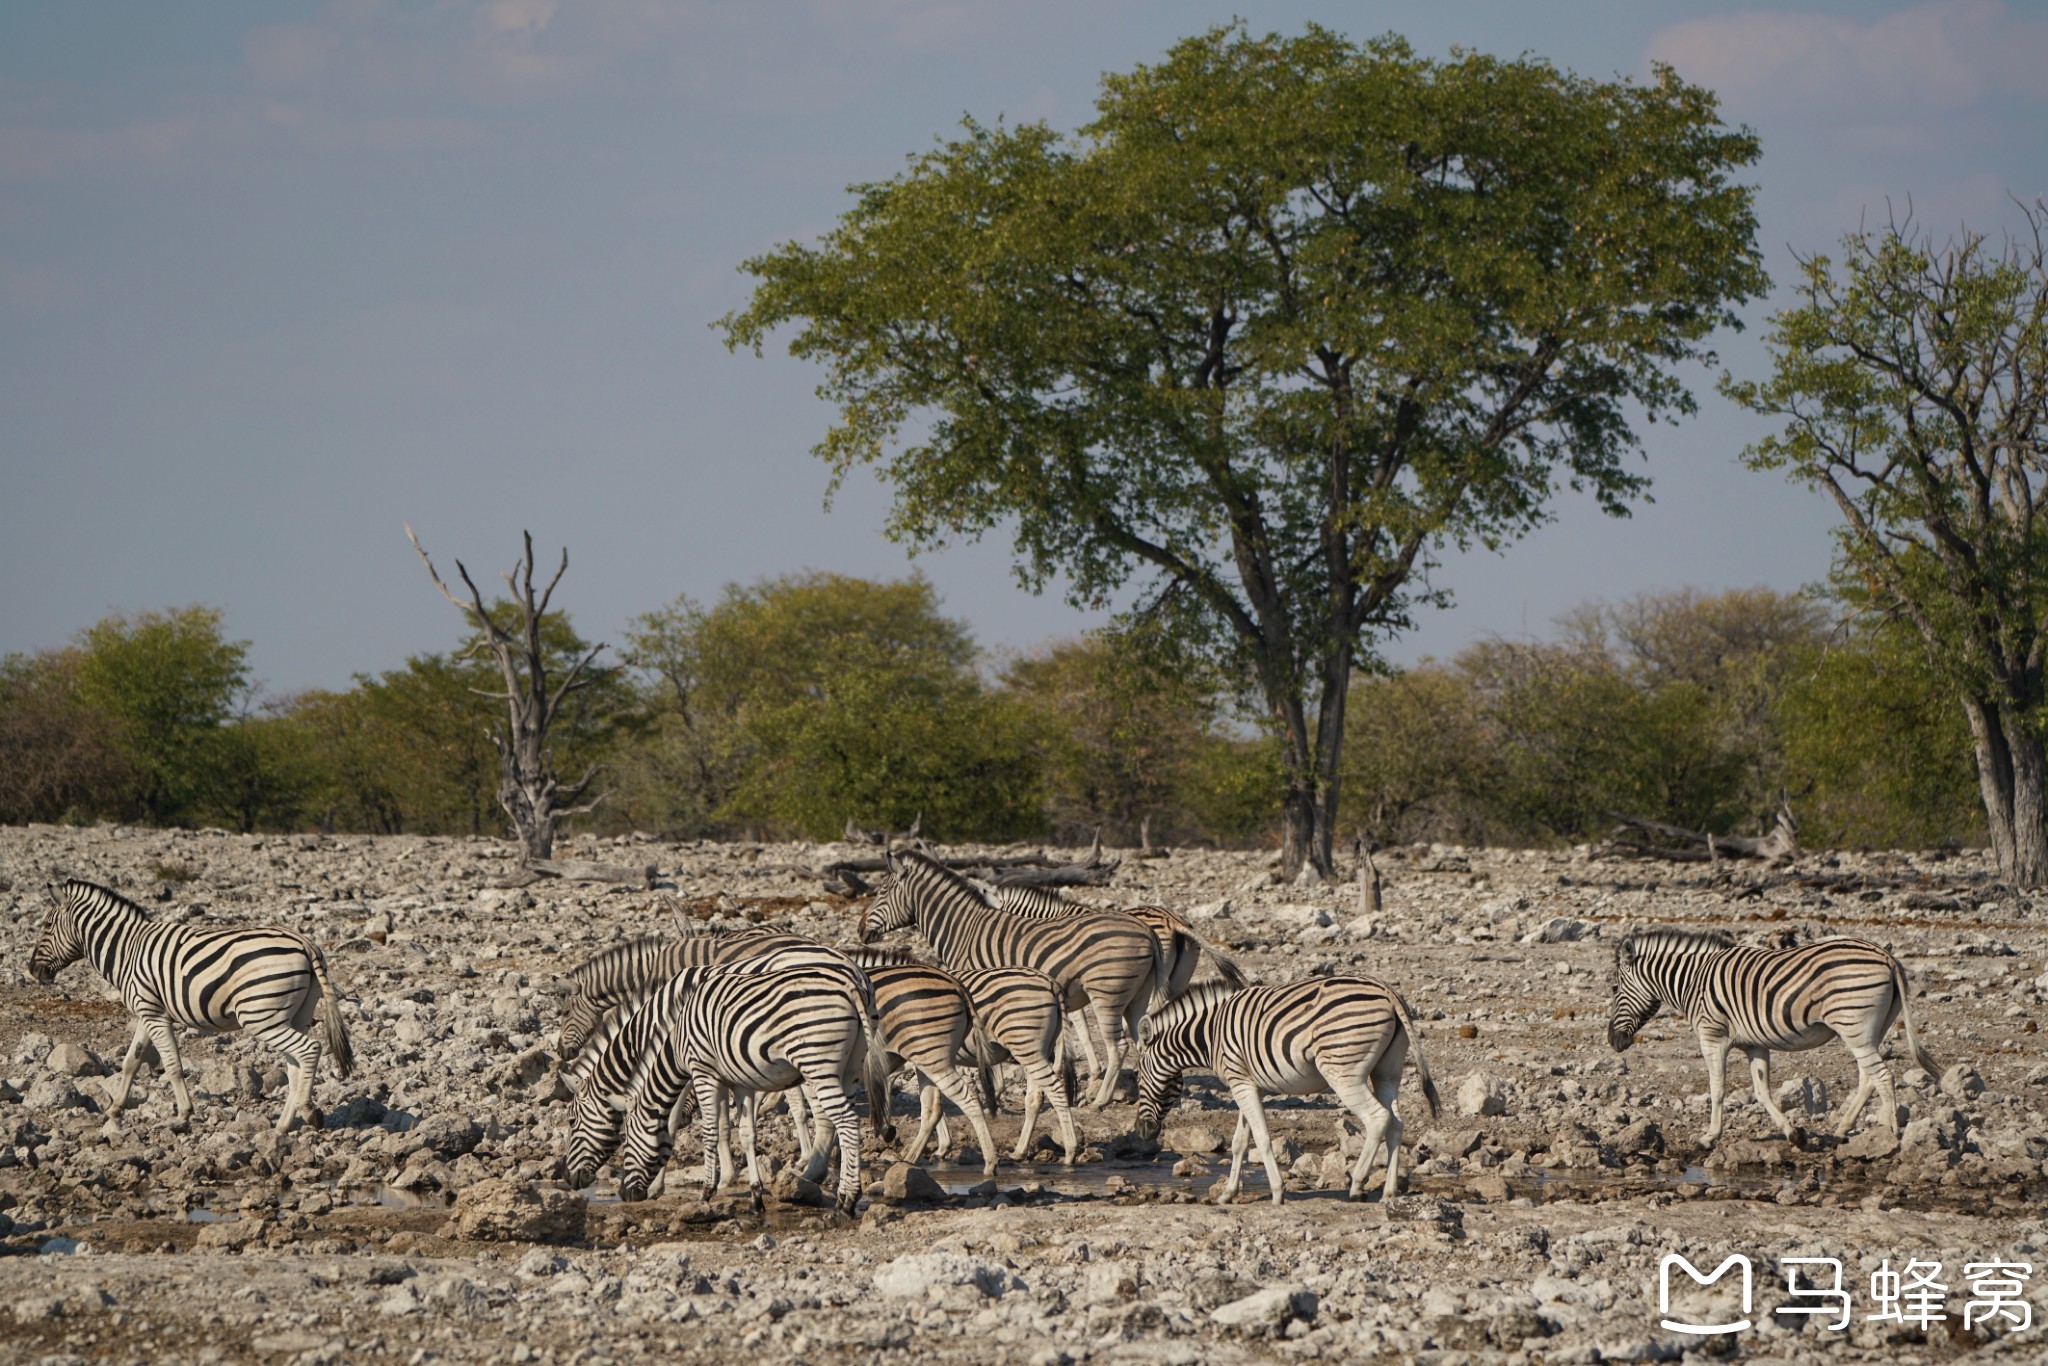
[3, 1, 2045, 696]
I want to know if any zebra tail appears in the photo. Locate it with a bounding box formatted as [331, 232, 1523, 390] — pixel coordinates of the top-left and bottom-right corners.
[306, 939, 355, 1082]
[1390, 988, 1439, 1118]
[1054, 999, 1080, 1111]
[1891, 958, 1940, 1077]
[1201, 937, 1250, 989]
[970, 1022, 998, 1114]
[1146, 931, 1170, 1014]
[858, 992, 893, 1150]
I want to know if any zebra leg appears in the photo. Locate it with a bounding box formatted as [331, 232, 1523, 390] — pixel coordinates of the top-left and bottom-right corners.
[796, 1083, 834, 1186]
[740, 1095, 768, 1215]
[903, 1081, 941, 1164]
[1330, 1073, 1391, 1201]
[1698, 1027, 1733, 1146]
[108, 1018, 153, 1112]
[1088, 1004, 1129, 1109]
[252, 1025, 322, 1134]
[1228, 1081, 1287, 1206]
[695, 1076, 724, 1202]
[1013, 1067, 1045, 1162]
[802, 1073, 862, 1217]
[1834, 1039, 1898, 1138]
[145, 1017, 194, 1119]
[1372, 1059, 1406, 1202]
[1744, 1047, 1797, 1139]
[1220, 1112, 1252, 1204]
[926, 1066, 999, 1176]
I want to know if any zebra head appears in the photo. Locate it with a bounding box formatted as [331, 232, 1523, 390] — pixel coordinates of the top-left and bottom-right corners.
[558, 992, 603, 1059]
[1133, 982, 1232, 1142]
[564, 1085, 626, 1190]
[858, 865, 913, 944]
[27, 882, 86, 985]
[1608, 926, 1733, 1052]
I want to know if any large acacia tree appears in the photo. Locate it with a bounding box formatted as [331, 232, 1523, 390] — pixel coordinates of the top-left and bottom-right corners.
[720, 25, 1766, 877]
[1726, 203, 2048, 884]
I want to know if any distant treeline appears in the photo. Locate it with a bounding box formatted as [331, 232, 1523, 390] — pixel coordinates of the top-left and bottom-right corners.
[0, 577, 1983, 851]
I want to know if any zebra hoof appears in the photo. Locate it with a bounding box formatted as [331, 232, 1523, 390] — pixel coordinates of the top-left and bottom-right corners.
[620, 1182, 648, 1204]
[748, 1187, 765, 1215]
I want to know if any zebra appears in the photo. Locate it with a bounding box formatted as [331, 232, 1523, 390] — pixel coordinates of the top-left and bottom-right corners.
[27, 878, 354, 1134]
[562, 939, 879, 1190]
[610, 965, 879, 1215]
[1135, 976, 1440, 1204]
[952, 966, 1082, 1165]
[991, 884, 1247, 999]
[860, 846, 1163, 1107]
[842, 947, 1000, 1174]
[559, 924, 805, 1057]
[1607, 926, 1941, 1145]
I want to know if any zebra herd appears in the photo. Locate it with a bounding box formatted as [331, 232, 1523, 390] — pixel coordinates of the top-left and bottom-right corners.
[23, 852, 1952, 1216]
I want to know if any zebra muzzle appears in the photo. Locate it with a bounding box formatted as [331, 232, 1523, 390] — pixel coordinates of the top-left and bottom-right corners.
[1607, 1024, 1636, 1052]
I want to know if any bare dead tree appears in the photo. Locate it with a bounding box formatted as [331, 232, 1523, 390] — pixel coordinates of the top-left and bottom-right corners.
[407, 525, 608, 864]
[1353, 832, 1383, 917]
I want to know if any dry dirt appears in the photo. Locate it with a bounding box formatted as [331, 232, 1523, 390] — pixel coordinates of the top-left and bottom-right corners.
[3, 824, 2046, 1364]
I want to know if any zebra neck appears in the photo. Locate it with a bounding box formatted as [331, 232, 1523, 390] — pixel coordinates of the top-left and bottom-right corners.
[907, 874, 982, 962]
[82, 900, 147, 987]
[1658, 954, 1719, 1018]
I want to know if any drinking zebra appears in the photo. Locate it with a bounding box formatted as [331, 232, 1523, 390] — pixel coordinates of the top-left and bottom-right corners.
[559, 924, 806, 1057]
[843, 947, 1000, 1174]
[1135, 976, 1440, 1204]
[1607, 927, 1941, 1145]
[860, 847, 1163, 1107]
[27, 878, 354, 1134]
[611, 965, 879, 1214]
[991, 884, 1248, 999]
[952, 966, 1082, 1164]
[562, 939, 880, 1189]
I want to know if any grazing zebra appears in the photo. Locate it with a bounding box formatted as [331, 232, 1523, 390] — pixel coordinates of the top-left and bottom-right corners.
[611, 966, 879, 1214]
[27, 878, 354, 1134]
[1135, 976, 1440, 1204]
[953, 966, 1082, 1165]
[562, 940, 878, 1189]
[1607, 927, 1941, 1145]
[861, 847, 1162, 1107]
[559, 925, 805, 1056]
[991, 884, 1249, 999]
[842, 947, 999, 1174]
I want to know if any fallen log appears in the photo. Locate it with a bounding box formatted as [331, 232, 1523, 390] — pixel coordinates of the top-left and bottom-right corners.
[495, 858, 658, 889]
[1596, 800, 1800, 867]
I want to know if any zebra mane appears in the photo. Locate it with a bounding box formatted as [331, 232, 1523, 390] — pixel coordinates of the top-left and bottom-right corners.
[888, 846, 995, 906]
[564, 971, 692, 1088]
[58, 878, 149, 917]
[1617, 925, 1736, 970]
[1142, 979, 1238, 1038]
[567, 935, 672, 991]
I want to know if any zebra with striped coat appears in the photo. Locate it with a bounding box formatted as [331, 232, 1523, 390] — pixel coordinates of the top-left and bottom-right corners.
[1607, 927, 1940, 1145]
[952, 966, 1082, 1164]
[611, 965, 879, 1215]
[991, 884, 1248, 1001]
[861, 847, 1163, 1107]
[1135, 976, 1440, 1204]
[562, 940, 879, 1189]
[558, 924, 806, 1057]
[27, 878, 354, 1134]
[842, 947, 1000, 1174]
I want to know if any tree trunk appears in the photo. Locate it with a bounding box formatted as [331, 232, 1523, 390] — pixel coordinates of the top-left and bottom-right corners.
[1963, 696, 2048, 886]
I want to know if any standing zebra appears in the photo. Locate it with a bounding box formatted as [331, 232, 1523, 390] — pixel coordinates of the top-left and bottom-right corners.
[611, 966, 878, 1214]
[1135, 976, 1439, 1204]
[27, 878, 354, 1134]
[1607, 927, 1940, 1145]
[559, 925, 810, 1057]
[991, 884, 1248, 999]
[953, 966, 1082, 1164]
[861, 847, 1162, 1107]
[843, 947, 1000, 1174]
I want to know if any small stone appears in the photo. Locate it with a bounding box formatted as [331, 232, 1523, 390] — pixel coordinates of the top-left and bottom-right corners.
[1160, 1123, 1226, 1155]
[46, 1042, 103, 1078]
[1941, 1064, 1986, 1102]
[1211, 1284, 1318, 1333]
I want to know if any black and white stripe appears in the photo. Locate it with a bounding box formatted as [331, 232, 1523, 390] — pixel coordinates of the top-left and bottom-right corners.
[559, 925, 807, 1056]
[612, 966, 879, 1214]
[1608, 927, 1940, 1144]
[27, 878, 353, 1133]
[990, 884, 1249, 999]
[843, 947, 999, 1174]
[861, 848, 1162, 1107]
[952, 966, 1082, 1164]
[1135, 976, 1439, 1204]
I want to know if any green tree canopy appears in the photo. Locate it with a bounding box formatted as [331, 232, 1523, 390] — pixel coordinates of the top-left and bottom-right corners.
[72, 606, 250, 825]
[720, 22, 1767, 876]
[1725, 201, 2048, 882]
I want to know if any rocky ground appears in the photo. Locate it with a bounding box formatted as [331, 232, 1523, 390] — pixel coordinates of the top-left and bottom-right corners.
[2, 823, 2045, 1364]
